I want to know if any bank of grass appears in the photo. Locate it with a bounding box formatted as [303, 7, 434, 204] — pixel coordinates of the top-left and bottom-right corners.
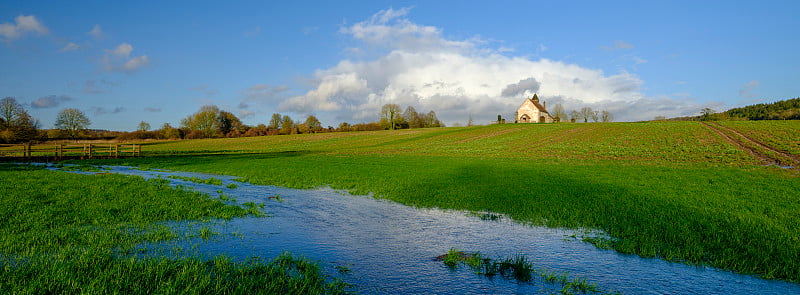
[95, 122, 800, 282]
[0, 164, 347, 294]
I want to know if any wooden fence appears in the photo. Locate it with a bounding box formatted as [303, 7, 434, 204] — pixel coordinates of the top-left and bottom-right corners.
[0, 143, 141, 160]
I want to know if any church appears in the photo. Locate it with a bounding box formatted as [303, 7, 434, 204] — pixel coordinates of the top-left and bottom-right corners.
[515, 94, 554, 123]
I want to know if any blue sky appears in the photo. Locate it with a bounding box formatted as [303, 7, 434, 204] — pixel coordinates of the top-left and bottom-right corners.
[1, 1, 798, 131]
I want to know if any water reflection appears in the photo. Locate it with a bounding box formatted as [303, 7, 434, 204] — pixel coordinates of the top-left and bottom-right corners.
[56, 165, 800, 294]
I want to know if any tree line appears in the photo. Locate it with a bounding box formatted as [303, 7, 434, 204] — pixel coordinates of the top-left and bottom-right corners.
[514, 103, 613, 123]
[652, 97, 800, 122]
[1, 97, 93, 143]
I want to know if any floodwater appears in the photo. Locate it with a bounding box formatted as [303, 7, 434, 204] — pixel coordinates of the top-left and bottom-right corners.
[54, 165, 800, 294]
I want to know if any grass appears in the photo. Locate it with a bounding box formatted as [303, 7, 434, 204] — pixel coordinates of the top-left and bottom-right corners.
[439, 248, 612, 294]
[78, 122, 800, 282]
[0, 164, 348, 294]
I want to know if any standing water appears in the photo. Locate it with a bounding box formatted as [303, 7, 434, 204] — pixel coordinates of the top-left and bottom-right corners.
[54, 165, 800, 294]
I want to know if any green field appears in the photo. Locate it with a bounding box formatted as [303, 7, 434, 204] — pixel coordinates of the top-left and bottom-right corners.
[0, 165, 348, 294]
[86, 121, 800, 283]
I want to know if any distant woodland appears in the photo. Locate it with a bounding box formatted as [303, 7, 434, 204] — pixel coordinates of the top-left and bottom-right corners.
[655, 97, 800, 121]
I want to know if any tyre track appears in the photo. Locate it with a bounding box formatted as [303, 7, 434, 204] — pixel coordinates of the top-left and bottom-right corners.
[702, 122, 799, 167]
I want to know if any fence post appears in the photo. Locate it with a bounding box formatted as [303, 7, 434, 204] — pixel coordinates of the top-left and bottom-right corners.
[115, 144, 119, 158]
[25, 143, 31, 158]
[59, 144, 64, 159]
[88, 144, 93, 159]
[137, 144, 141, 157]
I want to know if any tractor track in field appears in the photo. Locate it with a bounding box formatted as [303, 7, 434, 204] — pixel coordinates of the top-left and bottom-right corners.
[702, 122, 800, 168]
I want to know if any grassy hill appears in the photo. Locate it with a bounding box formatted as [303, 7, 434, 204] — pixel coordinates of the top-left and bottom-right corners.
[97, 121, 800, 282]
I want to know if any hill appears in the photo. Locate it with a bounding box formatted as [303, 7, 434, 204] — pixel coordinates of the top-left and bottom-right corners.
[725, 97, 800, 120]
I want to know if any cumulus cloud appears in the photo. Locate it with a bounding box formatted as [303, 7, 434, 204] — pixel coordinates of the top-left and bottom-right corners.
[87, 24, 104, 39]
[31, 95, 73, 109]
[739, 80, 759, 98]
[0, 15, 49, 42]
[279, 8, 704, 123]
[60, 42, 80, 52]
[501, 78, 541, 98]
[103, 43, 149, 72]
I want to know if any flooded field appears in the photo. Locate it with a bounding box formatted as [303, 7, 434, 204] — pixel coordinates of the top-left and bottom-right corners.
[55, 165, 800, 294]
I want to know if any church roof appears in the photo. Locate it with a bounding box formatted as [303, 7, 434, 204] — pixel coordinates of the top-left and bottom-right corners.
[525, 94, 549, 113]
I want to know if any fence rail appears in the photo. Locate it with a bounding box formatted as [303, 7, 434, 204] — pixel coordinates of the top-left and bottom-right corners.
[0, 143, 141, 160]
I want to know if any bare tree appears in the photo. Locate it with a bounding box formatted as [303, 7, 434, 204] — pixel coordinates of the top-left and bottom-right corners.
[467, 115, 475, 126]
[55, 108, 90, 141]
[551, 104, 567, 122]
[580, 107, 593, 123]
[601, 110, 613, 122]
[591, 110, 600, 122]
[0, 97, 38, 143]
[569, 110, 581, 123]
[380, 103, 403, 130]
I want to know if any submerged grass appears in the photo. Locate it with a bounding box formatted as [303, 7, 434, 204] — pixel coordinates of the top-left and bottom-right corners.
[439, 249, 612, 294]
[0, 164, 348, 294]
[82, 122, 800, 282]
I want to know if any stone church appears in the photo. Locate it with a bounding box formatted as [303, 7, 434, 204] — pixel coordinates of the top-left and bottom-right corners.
[515, 94, 554, 123]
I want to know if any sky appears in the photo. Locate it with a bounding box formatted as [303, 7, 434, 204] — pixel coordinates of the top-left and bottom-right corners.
[1, 0, 798, 131]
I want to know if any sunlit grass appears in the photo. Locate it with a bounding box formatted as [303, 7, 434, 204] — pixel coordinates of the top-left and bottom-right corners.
[85, 121, 800, 282]
[0, 164, 348, 294]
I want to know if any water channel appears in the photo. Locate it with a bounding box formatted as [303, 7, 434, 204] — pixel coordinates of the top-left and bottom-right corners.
[53, 165, 800, 294]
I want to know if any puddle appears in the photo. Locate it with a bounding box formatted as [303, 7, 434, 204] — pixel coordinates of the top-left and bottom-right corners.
[52, 165, 800, 294]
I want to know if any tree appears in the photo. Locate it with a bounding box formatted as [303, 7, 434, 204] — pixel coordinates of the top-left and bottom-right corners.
[160, 123, 181, 139]
[551, 104, 567, 123]
[304, 115, 322, 133]
[380, 103, 403, 130]
[591, 110, 600, 122]
[55, 108, 91, 141]
[137, 121, 151, 132]
[700, 108, 716, 121]
[0, 97, 38, 143]
[403, 106, 423, 128]
[580, 107, 593, 123]
[424, 110, 443, 127]
[569, 110, 581, 123]
[654, 115, 666, 121]
[181, 105, 220, 138]
[268, 113, 282, 130]
[281, 114, 294, 134]
[467, 115, 475, 126]
[338, 122, 352, 132]
[601, 110, 613, 122]
[217, 111, 243, 135]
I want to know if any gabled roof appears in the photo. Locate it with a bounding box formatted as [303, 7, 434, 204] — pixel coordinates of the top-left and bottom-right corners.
[524, 94, 549, 114]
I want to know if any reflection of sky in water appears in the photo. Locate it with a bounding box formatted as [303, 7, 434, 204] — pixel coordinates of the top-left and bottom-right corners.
[56, 165, 800, 294]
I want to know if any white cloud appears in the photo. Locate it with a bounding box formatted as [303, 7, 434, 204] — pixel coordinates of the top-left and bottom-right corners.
[0, 15, 48, 42]
[632, 56, 648, 64]
[87, 24, 104, 39]
[280, 8, 702, 123]
[103, 43, 149, 72]
[112, 43, 133, 57]
[739, 80, 759, 98]
[60, 42, 80, 52]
